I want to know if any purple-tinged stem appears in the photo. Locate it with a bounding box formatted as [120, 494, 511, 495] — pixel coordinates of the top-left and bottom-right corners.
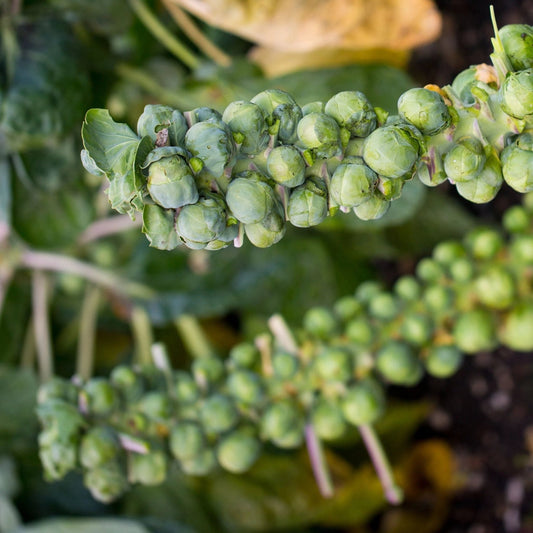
[305, 423, 334, 498]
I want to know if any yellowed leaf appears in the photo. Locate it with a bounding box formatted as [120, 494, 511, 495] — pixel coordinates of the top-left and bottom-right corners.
[171, 0, 441, 53]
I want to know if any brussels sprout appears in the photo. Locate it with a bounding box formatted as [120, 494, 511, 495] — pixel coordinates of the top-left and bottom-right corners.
[187, 107, 223, 125]
[499, 301, 533, 351]
[137, 391, 172, 420]
[432, 240, 465, 265]
[244, 199, 286, 248]
[345, 317, 374, 346]
[397, 88, 451, 135]
[192, 356, 225, 386]
[173, 371, 200, 404]
[502, 205, 530, 233]
[444, 137, 486, 183]
[272, 351, 300, 379]
[375, 341, 423, 386]
[129, 450, 167, 486]
[451, 67, 478, 105]
[378, 176, 405, 201]
[137, 104, 187, 146]
[302, 101, 325, 115]
[84, 378, 119, 416]
[184, 120, 236, 178]
[287, 177, 328, 227]
[474, 265, 515, 309]
[416, 258, 445, 282]
[216, 427, 261, 473]
[400, 313, 433, 346]
[333, 295, 362, 322]
[311, 398, 347, 440]
[222, 100, 269, 154]
[169, 421, 205, 462]
[362, 125, 419, 179]
[180, 448, 217, 476]
[80, 426, 120, 469]
[110, 365, 144, 403]
[226, 172, 277, 224]
[425, 345, 463, 378]
[352, 192, 390, 220]
[499, 24, 533, 71]
[39, 440, 78, 481]
[324, 91, 377, 138]
[200, 394, 239, 434]
[501, 133, 533, 193]
[142, 204, 180, 251]
[314, 347, 353, 383]
[449, 257, 475, 283]
[229, 342, 260, 369]
[226, 370, 264, 406]
[266, 145, 306, 188]
[464, 227, 503, 259]
[341, 378, 385, 426]
[260, 400, 304, 448]
[394, 276, 422, 301]
[296, 112, 342, 158]
[37, 378, 78, 405]
[355, 281, 383, 302]
[423, 285, 453, 313]
[368, 292, 400, 320]
[452, 309, 497, 354]
[204, 222, 239, 251]
[455, 155, 503, 203]
[303, 306, 338, 339]
[176, 193, 227, 246]
[510, 234, 533, 264]
[329, 161, 377, 207]
[501, 69, 533, 119]
[84, 461, 129, 503]
[415, 151, 447, 187]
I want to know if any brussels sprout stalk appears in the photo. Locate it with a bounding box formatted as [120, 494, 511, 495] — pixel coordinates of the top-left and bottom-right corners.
[305, 423, 334, 498]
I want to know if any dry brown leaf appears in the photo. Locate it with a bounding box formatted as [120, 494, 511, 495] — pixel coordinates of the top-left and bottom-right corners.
[171, 0, 442, 53]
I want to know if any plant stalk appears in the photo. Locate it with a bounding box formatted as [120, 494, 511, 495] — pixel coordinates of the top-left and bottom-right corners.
[31, 270, 53, 382]
[131, 306, 155, 366]
[305, 423, 334, 498]
[175, 314, 214, 359]
[78, 215, 142, 245]
[76, 285, 101, 380]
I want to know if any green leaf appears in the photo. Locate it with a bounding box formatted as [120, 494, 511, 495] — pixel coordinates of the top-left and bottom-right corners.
[14, 518, 150, 533]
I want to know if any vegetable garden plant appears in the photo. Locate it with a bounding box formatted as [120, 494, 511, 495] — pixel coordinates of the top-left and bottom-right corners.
[0, 1, 532, 531]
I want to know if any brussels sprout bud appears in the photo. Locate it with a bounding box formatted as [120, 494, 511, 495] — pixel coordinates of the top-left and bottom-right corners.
[510, 234, 533, 264]
[423, 285, 453, 313]
[324, 91, 378, 138]
[416, 258, 445, 282]
[39, 440, 78, 481]
[302, 101, 325, 115]
[170, 421, 206, 462]
[329, 161, 377, 208]
[260, 400, 304, 449]
[180, 448, 217, 476]
[378, 176, 405, 201]
[303, 306, 338, 339]
[137, 391, 172, 420]
[362, 125, 419, 179]
[376, 341, 423, 386]
[455, 155, 503, 203]
[444, 137, 485, 183]
[415, 151, 447, 187]
[355, 281, 383, 302]
[110, 366, 144, 403]
[80, 426, 120, 469]
[314, 347, 353, 383]
[173, 371, 200, 404]
[137, 104, 187, 146]
[452, 309, 497, 354]
[394, 276, 422, 301]
[129, 450, 167, 486]
[37, 378, 78, 405]
[474, 265, 515, 309]
[226, 172, 277, 224]
[84, 461, 129, 503]
[499, 24, 533, 71]
[425, 345, 463, 378]
[200, 394, 239, 434]
[333, 295, 362, 322]
[345, 317, 374, 346]
[502, 205, 530, 233]
[397, 88, 451, 135]
[432, 240, 466, 265]
[176, 194, 228, 246]
[187, 107, 223, 125]
[296, 112, 342, 158]
[229, 342, 260, 369]
[352, 192, 390, 220]
[216, 427, 261, 473]
[272, 351, 300, 379]
[287, 177, 328, 227]
[84, 378, 119, 416]
[449, 257, 475, 283]
[400, 313, 433, 346]
[244, 199, 286, 248]
[226, 370, 264, 406]
[266, 145, 306, 188]
[311, 398, 347, 440]
[184, 121, 236, 178]
[222, 101, 269, 154]
[368, 292, 400, 320]
[192, 356, 225, 386]
[142, 204, 180, 251]
[499, 301, 533, 351]
[501, 133, 533, 193]
[451, 67, 479, 105]
[464, 227, 503, 259]
[501, 69, 533, 119]
[341, 378, 385, 426]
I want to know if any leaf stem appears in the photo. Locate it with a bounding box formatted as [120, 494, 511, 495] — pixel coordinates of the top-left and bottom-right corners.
[76, 285, 101, 380]
[31, 270, 53, 382]
[175, 314, 214, 359]
[358, 424, 403, 505]
[131, 306, 155, 365]
[268, 313, 299, 355]
[78, 215, 142, 245]
[305, 423, 334, 498]
[128, 0, 200, 70]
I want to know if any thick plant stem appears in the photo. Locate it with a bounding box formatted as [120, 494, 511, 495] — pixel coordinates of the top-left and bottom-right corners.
[32, 270, 53, 382]
[305, 423, 334, 498]
[175, 314, 214, 359]
[78, 215, 142, 245]
[76, 285, 101, 380]
[268, 314, 299, 355]
[131, 306, 155, 366]
[358, 424, 403, 505]
[128, 0, 200, 70]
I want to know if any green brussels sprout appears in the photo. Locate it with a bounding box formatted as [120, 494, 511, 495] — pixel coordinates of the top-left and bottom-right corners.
[216, 427, 261, 473]
[287, 177, 328, 227]
[110, 365, 144, 403]
[314, 347, 353, 383]
[333, 295, 362, 322]
[444, 137, 486, 183]
[362, 125, 419, 179]
[501, 69, 533, 119]
[378, 175, 405, 201]
[452, 309, 497, 354]
[510, 234, 533, 264]
[142, 204, 180, 251]
[260, 400, 304, 448]
[180, 448, 217, 476]
[464, 227, 503, 259]
[80, 426, 120, 469]
[416, 258, 445, 283]
[341, 378, 385, 426]
[451, 67, 479, 105]
[296, 112, 342, 158]
[474, 265, 515, 309]
[394, 276, 422, 301]
[501, 133, 533, 193]
[84, 378, 119, 416]
[176, 193, 228, 247]
[39, 439, 78, 481]
[192, 356, 225, 386]
[272, 351, 300, 379]
[375, 341, 423, 386]
[455, 155, 503, 203]
[424, 345, 463, 378]
[200, 394, 239, 434]
[311, 398, 347, 440]
[204, 222, 239, 250]
[137, 104, 187, 146]
[173, 371, 200, 404]
[302, 101, 325, 115]
[449, 257, 475, 283]
[184, 120, 236, 178]
[352, 192, 390, 220]
[400, 313, 433, 346]
[499, 301, 533, 351]
[170, 421, 205, 462]
[222, 100, 269, 154]
[432, 240, 465, 265]
[266, 145, 306, 188]
[415, 149, 447, 187]
[303, 306, 338, 339]
[37, 378, 77, 405]
[368, 292, 400, 320]
[423, 285, 453, 313]
[187, 107, 223, 125]
[84, 460, 129, 503]
[345, 317, 374, 346]
[244, 199, 286, 248]
[397, 88, 451, 135]
[226, 370, 264, 406]
[502, 205, 530, 233]
[37, 399, 85, 440]
[329, 161, 377, 207]
[355, 281, 383, 302]
[229, 342, 260, 369]
[324, 91, 377, 138]
[129, 450, 167, 486]
[137, 391, 172, 420]
[146, 156, 198, 209]
[499, 24, 533, 71]
[226, 171, 277, 224]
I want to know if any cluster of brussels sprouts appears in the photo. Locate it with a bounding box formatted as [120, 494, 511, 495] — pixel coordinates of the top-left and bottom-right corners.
[81, 23, 533, 250]
[37, 196, 533, 502]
